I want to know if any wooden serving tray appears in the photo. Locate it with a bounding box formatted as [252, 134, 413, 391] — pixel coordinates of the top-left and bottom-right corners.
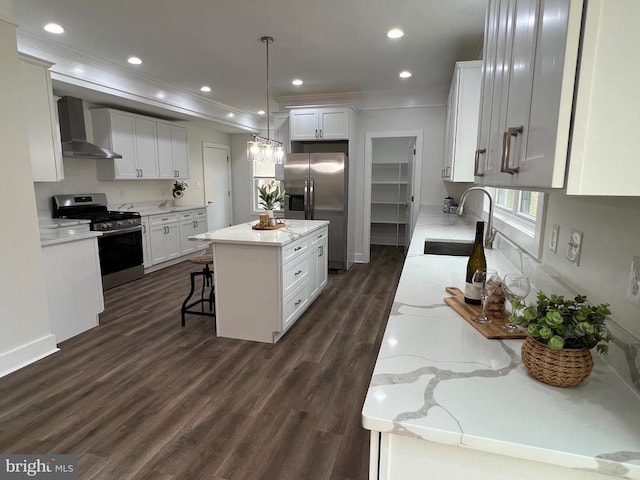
[444, 286, 527, 339]
[252, 222, 285, 230]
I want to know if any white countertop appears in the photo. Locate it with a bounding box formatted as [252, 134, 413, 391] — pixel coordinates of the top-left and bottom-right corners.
[40, 228, 102, 247]
[362, 206, 640, 478]
[190, 219, 329, 246]
[133, 205, 205, 216]
[39, 218, 91, 229]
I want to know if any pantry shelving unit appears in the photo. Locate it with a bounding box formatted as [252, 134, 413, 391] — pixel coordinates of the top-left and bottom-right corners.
[370, 138, 410, 247]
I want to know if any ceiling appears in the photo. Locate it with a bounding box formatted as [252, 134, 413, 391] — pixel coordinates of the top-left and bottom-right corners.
[13, 0, 486, 129]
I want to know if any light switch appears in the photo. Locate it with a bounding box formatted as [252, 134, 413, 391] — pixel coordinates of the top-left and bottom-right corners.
[549, 224, 559, 253]
[566, 230, 583, 266]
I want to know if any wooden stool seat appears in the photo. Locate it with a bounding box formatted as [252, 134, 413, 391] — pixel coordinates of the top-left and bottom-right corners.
[189, 255, 213, 265]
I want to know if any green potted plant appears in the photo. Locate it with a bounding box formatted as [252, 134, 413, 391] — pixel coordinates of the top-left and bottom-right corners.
[257, 181, 285, 218]
[512, 292, 611, 387]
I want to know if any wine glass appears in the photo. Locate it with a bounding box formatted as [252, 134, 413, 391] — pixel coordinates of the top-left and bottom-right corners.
[502, 274, 531, 333]
[471, 269, 499, 324]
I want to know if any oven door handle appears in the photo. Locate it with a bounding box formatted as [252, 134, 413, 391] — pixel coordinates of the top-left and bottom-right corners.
[99, 225, 142, 237]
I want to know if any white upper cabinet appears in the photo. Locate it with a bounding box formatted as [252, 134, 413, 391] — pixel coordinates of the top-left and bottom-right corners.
[475, 0, 582, 189]
[19, 55, 64, 182]
[566, 0, 639, 195]
[92, 109, 188, 180]
[442, 60, 481, 182]
[290, 107, 351, 140]
[157, 122, 190, 179]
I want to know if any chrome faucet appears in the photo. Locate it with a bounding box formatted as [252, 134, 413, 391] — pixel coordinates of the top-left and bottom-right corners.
[457, 187, 496, 249]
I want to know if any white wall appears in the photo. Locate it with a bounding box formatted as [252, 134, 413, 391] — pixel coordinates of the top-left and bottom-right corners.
[229, 133, 254, 225]
[354, 106, 449, 261]
[541, 194, 640, 338]
[0, 3, 57, 375]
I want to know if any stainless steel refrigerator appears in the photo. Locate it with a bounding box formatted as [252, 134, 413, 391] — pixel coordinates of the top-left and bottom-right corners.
[284, 153, 348, 271]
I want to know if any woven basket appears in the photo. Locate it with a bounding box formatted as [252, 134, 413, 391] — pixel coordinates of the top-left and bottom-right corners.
[521, 336, 593, 387]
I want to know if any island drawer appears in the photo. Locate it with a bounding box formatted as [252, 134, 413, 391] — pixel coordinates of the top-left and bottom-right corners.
[282, 236, 309, 265]
[283, 255, 309, 298]
[149, 213, 179, 226]
[282, 280, 309, 331]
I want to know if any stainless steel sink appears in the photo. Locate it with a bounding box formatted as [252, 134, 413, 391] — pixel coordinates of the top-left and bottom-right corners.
[423, 239, 473, 256]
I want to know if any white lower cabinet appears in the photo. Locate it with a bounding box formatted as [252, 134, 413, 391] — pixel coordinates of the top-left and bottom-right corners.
[149, 213, 180, 265]
[178, 209, 208, 255]
[142, 208, 208, 270]
[41, 237, 104, 343]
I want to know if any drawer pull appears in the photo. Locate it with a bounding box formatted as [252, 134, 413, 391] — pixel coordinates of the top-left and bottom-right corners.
[294, 270, 303, 276]
[294, 246, 303, 251]
[295, 299, 302, 306]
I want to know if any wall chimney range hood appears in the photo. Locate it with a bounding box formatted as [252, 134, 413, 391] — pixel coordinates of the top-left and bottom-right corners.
[57, 96, 122, 159]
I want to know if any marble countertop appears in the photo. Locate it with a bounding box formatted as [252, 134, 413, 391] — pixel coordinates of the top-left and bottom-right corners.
[190, 219, 329, 246]
[362, 206, 640, 478]
[132, 205, 205, 216]
[40, 228, 102, 247]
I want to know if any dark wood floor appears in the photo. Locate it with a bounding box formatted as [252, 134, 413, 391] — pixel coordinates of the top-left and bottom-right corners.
[0, 245, 404, 480]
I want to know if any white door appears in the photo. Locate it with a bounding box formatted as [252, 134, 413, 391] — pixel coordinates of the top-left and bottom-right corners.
[203, 144, 232, 230]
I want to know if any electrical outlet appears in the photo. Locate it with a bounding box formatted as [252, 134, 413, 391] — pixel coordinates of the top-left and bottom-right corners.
[566, 229, 583, 265]
[627, 257, 640, 306]
[549, 224, 559, 253]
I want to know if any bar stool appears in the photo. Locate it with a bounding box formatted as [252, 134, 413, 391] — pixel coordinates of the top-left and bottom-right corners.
[181, 254, 215, 327]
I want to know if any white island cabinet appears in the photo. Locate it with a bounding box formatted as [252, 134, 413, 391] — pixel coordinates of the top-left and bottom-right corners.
[191, 220, 329, 343]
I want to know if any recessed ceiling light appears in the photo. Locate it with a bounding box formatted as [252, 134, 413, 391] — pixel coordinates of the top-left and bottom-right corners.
[44, 23, 64, 34]
[257, 110, 266, 115]
[387, 28, 404, 39]
[292, 79, 303, 86]
[399, 70, 412, 78]
[226, 113, 235, 119]
[200, 85, 212, 93]
[127, 56, 142, 65]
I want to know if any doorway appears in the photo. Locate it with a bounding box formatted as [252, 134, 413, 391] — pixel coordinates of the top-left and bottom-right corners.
[363, 131, 423, 263]
[203, 143, 232, 230]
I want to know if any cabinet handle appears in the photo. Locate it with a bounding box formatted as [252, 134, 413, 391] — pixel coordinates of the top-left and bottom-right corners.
[294, 246, 302, 251]
[319, 246, 323, 256]
[501, 126, 523, 174]
[294, 270, 303, 276]
[195, 220, 198, 228]
[474, 148, 486, 177]
[315, 129, 318, 139]
[140, 168, 143, 177]
[295, 299, 302, 306]
[319, 129, 323, 138]
[161, 217, 169, 221]
[142, 224, 146, 233]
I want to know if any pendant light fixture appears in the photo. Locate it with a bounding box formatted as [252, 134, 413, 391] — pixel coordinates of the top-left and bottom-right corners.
[247, 36, 285, 164]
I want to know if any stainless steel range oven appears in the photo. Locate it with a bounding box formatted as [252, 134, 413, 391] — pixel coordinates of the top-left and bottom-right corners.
[52, 193, 144, 290]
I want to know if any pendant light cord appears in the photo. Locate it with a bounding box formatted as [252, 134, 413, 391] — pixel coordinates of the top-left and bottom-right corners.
[261, 36, 274, 142]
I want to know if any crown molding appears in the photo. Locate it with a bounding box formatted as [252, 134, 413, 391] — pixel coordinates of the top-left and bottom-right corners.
[275, 87, 447, 111]
[16, 31, 261, 133]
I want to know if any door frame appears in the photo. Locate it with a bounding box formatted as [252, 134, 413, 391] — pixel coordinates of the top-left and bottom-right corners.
[363, 130, 423, 263]
[202, 142, 233, 227]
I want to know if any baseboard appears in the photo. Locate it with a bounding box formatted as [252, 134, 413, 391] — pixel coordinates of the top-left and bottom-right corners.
[0, 335, 59, 378]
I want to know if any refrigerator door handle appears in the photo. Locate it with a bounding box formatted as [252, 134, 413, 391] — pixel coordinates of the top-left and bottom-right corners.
[304, 179, 309, 219]
[309, 177, 315, 220]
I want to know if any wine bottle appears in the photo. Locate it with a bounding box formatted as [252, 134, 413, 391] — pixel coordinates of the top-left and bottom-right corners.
[464, 221, 487, 304]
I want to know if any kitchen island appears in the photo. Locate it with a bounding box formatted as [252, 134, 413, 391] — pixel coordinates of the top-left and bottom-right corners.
[191, 219, 329, 343]
[362, 207, 640, 479]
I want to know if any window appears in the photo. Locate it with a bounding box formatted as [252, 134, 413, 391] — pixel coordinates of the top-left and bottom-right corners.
[486, 188, 546, 258]
[251, 160, 284, 213]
